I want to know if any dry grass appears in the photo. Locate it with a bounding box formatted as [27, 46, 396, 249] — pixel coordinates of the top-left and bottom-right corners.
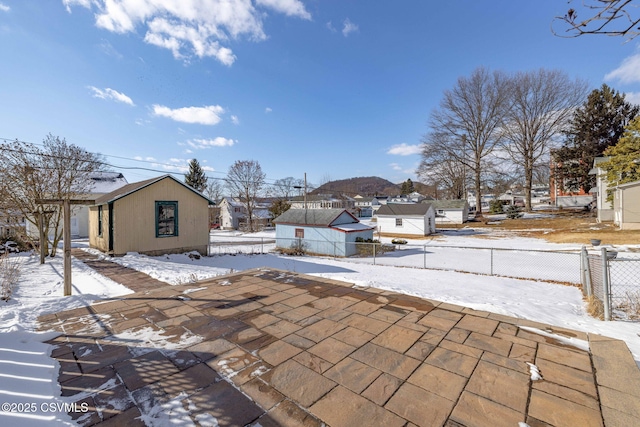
[439, 210, 640, 246]
[585, 295, 604, 320]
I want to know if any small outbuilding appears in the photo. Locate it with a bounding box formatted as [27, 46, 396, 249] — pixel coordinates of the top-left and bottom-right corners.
[89, 175, 214, 256]
[375, 203, 436, 236]
[430, 200, 469, 224]
[612, 180, 640, 230]
[273, 208, 374, 256]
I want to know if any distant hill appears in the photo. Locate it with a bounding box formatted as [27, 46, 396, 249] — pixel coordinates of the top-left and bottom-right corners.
[311, 176, 400, 196]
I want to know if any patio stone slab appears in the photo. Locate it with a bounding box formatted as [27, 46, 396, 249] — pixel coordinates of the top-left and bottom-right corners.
[450, 391, 523, 427]
[385, 382, 455, 427]
[264, 359, 336, 407]
[311, 386, 405, 427]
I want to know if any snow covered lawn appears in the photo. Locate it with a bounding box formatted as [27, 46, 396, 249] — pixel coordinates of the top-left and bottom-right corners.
[0, 229, 639, 425]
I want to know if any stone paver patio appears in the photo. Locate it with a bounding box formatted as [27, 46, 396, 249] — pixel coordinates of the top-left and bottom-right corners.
[39, 254, 640, 426]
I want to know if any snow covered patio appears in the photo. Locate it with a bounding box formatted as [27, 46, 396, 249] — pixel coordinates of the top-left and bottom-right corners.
[36, 260, 640, 426]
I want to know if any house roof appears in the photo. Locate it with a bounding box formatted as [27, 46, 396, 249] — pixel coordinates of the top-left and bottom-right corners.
[376, 203, 432, 216]
[274, 208, 357, 226]
[614, 179, 640, 190]
[429, 199, 468, 210]
[88, 172, 128, 194]
[590, 157, 611, 175]
[289, 194, 355, 203]
[94, 175, 215, 205]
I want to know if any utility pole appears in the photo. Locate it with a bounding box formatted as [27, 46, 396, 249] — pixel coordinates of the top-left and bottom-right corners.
[304, 173, 308, 224]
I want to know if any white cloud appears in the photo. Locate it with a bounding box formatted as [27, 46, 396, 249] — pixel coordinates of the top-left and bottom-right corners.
[255, 0, 311, 20]
[326, 21, 336, 33]
[0, 3, 10, 12]
[134, 156, 157, 161]
[153, 158, 189, 173]
[186, 137, 236, 149]
[387, 143, 422, 156]
[63, 0, 311, 65]
[390, 163, 402, 171]
[152, 104, 225, 125]
[231, 115, 240, 125]
[88, 86, 135, 106]
[265, 107, 273, 113]
[342, 18, 358, 37]
[605, 52, 640, 84]
[625, 92, 640, 106]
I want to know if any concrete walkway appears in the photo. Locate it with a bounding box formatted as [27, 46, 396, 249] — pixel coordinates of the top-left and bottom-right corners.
[39, 252, 640, 426]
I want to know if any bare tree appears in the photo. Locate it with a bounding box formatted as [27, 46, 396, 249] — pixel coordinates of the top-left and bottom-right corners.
[418, 132, 467, 199]
[226, 160, 266, 232]
[500, 69, 589, 211]
[553, 0, 640, 40]
[271, 177, 305, 200]
[204, 178, 224, 203]
[425, 67, 512, 215]
[0, 135, 105, 256]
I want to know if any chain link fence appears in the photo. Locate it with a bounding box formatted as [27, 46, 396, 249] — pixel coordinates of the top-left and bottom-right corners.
[581, 247, 640, 320]
[209, 234, 582, 284]
[208, 234, 640, 320]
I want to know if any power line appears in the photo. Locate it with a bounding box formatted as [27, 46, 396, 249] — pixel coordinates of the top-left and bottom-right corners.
[0, 137, 323, 191]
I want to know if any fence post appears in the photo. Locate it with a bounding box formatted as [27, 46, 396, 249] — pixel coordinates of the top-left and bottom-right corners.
[373, 242, 376, 265]
[581, 246, 592, 298]
[601, 247, 611, 321]
[490, 248, 494, 276]
[423, 245, 427, 269]
[261, 237, 264, 254]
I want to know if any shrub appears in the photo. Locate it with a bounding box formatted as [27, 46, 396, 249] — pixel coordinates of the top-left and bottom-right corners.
[354, 238, 394, 256]
[505, 204, 523, 219]
[0, 254, 21, 301]
[489, 199, 504, 214]
[391, 239, 408, 245]
[277, 238, 307, 256]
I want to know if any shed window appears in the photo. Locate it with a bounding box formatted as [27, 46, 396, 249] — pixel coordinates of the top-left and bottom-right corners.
[395, 218, 403, 227]
[97, 205, 103, 236]
[295, 228, 304, 238]
[156, 201, 178, 237]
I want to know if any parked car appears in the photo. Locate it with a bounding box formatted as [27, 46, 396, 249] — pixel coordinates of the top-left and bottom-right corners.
[0, 241, 19, 254]
[210, 223, 221, 230]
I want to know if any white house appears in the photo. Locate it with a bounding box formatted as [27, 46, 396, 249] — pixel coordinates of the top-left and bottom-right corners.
[26, 171, 128, 239]
[354, 196, 389, 217]
[589, 157, 613, 222]
[388, 192, 425, 204]
[612, 180, 640, 230]
[375, 203, 436, 236]
[218, 197, 272, 230]
[430, 200, 469, 224]
[289, 194, 356, 211]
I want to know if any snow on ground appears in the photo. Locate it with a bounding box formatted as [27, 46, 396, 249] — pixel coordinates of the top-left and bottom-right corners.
[1, 228, 639, 426]
[0, 254, 133, 426]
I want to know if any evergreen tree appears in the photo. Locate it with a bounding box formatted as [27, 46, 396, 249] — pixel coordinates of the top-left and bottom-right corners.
[400, 178, 415, 195]
[599, 116, 640, 201]
[269, 199, 291, 220]
[553, 84, 639, 192]
[184, 158, 208, 192]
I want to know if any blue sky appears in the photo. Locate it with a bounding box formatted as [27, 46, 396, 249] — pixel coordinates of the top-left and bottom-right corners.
[1, 1, 640, 190]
